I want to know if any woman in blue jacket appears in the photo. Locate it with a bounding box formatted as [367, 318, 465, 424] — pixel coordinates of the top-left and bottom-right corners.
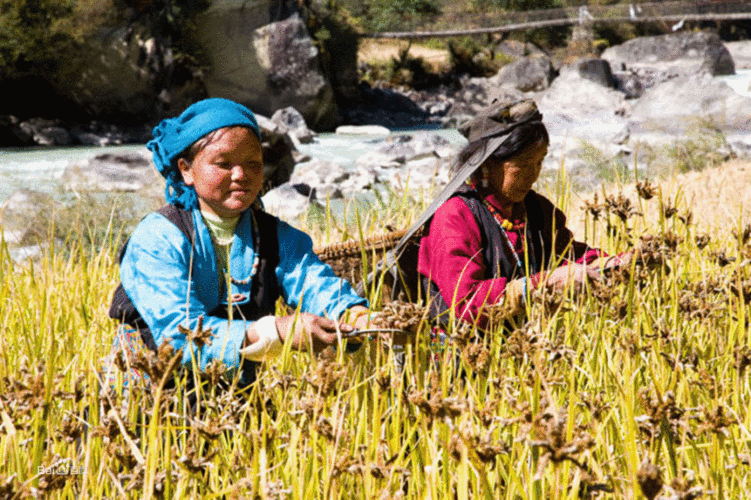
[107, 98, 371, 388]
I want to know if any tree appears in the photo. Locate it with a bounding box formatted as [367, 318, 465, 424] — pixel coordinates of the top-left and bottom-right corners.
[365, 0, 441, 32]
[0, 0, 113, 77]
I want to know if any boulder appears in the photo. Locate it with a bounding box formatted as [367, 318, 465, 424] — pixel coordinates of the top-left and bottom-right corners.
[62, 150, 162, 192]
[261, 182, 317, 221]
[725, 40, 751, 70]
[494, 40, 549, 61]
[612, 70, 645, 99]
[69, 122, 152, 147]
[0, 190, 59, 245]
[355, 132, 455, 170]
[441, 77, 526, 131]
[290, 158, 376, 200]
[197, 9, 338, 130]
[256, 114, 299, 189]
[538, 67, 627, 116]
[50, 25, 204, 122]
[9, 245, 44, 263]
[574, 58, 616, 89]
[602, 31, 735, 80]
[20, 118, 72, 147]
[0, 115, 33, 147]
[385, 155, 451, 194]
[629, 73, 751, 132]
[335, 125, 391, 136]
[271, 107, 315, 145]
[493, 56, 556, 92]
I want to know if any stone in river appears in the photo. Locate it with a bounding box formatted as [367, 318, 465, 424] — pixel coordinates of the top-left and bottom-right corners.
[335, 125, 391, 136]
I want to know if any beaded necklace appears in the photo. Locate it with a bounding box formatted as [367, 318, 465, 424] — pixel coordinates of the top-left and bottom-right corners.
[480, 197, 526, 231]
[206, 209, 261, 287]
[229, 209, 261, 286]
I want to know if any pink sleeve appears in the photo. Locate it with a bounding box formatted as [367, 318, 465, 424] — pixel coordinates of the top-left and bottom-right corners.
[417, 198, 509, 327]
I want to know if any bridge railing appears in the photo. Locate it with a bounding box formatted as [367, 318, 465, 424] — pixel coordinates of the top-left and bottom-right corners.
[362, 1, 751, 38]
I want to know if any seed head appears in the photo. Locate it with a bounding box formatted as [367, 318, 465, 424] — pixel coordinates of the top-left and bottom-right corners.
[637, 460, 663, 500]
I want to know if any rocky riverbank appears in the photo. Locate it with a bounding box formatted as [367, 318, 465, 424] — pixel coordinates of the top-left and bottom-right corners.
[266, 32, 751, 220]
[3, 32, 751, 259]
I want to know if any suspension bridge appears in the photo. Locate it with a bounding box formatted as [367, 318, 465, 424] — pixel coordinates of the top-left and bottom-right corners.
[364, 1, 751, 39]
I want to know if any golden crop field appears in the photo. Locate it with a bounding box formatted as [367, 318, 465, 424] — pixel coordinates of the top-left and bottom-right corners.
[0, 159, 750, 499]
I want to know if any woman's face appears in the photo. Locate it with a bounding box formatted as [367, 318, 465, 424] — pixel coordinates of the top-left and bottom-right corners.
[178, 127, 264, 218]
[485, 140, 547, 206]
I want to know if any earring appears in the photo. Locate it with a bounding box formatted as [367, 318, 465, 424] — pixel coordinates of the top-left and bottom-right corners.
[481, 167, 489, 188]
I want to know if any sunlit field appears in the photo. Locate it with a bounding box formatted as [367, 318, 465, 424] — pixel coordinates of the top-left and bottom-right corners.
[1, 158, 750, 499]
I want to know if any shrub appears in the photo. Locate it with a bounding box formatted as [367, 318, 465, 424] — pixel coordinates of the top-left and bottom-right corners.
[0, 0, 113, 77]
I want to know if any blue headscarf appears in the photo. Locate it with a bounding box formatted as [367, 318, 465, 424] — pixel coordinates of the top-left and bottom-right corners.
[147, 98, 262, 210]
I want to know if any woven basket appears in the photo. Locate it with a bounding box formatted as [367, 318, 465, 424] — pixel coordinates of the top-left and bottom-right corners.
[314, 228, 423, 303]
[313, 229, 405, 284]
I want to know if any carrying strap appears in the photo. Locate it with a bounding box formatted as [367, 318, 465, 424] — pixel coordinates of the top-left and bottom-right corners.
[108, 205, 194, 351]
[109, 205, 280, 387]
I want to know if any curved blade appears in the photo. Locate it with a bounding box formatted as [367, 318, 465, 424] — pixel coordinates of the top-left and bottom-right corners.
[392, 133, 507, 257]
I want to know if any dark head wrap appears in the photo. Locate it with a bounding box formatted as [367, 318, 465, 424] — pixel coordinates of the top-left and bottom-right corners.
[147, 98, 262, 210]
[459, 98, 541, 144]
[393, 98, 543, 255]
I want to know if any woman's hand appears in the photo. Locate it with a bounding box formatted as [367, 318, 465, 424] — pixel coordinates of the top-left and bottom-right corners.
[275, 313, 355, 353]
[346, 305, 375, 331]
[545, 263, 601, 295]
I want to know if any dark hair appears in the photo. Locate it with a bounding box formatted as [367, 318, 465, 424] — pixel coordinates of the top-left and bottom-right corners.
[451, 121, 549, 177]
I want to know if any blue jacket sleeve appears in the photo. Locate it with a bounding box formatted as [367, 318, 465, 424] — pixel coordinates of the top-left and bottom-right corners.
[275, 220, 368, 318]
[120, 213, 248, 377]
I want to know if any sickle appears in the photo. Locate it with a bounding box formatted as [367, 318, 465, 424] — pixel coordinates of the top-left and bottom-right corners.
[390, 133, 508, 258]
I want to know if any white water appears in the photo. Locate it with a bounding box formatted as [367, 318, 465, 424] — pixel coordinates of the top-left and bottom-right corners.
[0, 130, 467, 207]
[0, 144, 148, 204]
[717, 68, 751, 98]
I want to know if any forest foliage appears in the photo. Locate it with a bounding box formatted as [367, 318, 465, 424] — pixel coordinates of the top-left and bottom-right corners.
[0, 0, 209, 79]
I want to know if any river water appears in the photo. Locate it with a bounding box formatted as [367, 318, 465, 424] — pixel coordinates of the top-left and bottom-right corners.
[0, 129, 467, 208]
[1, 71, 749, 208]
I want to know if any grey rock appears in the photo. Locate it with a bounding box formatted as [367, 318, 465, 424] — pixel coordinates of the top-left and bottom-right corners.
[494, 40, 549, 61]
[20, 119, 72, 146]
[428, 100, 452, 116]
[261, 182, 317, 220]
[538, 68, 627, 115]
[385, 156, 451, 194]
[73, 132, 113, 147]
[493, 56, 556, 92]
[602, 31, 735, 79]
[446, 76, 497, 119]
[355, 132, 455, 169]
[292, 158, 376, 199]
[725, 40, 751, 70]
[612, 70, 645, 99]
[574, 58, 615, 88]
[62, 150, 161, 192]
[630, 73, 751, 132]
[271, 107, 315, 145]
[9, 245, 44, 263]
[0, 190, 59, 245]
[256, 114, 298, 189]
[51, 25, 203, 122]
[199, 11, 338, 130]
